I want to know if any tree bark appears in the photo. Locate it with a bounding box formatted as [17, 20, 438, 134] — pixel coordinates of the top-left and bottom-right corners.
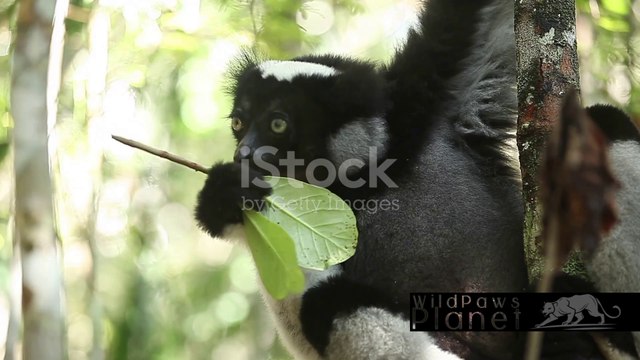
[515, 1, 580, 359]
[10, 0, 68, 358]
[515, 0, 580, 281]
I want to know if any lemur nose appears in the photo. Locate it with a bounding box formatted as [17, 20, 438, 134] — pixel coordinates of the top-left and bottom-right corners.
[233, 145, 252, 162]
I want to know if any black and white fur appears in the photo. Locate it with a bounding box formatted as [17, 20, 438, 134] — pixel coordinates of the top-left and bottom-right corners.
[584, 105, 640, 356]
[195, 0, 528, 358]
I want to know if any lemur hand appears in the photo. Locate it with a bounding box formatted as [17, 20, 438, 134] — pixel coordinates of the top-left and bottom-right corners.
[195, 162, 272, 238]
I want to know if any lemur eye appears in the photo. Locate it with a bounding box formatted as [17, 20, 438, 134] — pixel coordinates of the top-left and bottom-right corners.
[231, 117, 244, 131]
[270, 118, 288, 134]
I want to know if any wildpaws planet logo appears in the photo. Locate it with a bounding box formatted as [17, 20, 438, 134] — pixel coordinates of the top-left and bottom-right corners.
[534, 294, 620, 330]
[410, 294, 522, 331]
[410, 293, 640, 331]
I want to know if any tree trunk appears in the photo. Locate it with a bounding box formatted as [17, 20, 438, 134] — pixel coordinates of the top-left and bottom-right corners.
[10, 0, 68, 358]
[515, 0, 580, 281]
[515, 1, 580, 359]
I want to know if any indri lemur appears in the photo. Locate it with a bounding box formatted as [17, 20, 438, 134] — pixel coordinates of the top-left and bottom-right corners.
[195, 0, 528, 358]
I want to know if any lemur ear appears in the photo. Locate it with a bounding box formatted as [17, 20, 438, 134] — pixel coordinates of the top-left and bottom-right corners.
[327, 117, 389, 168]
[224, 49, 261, 96]
[329, 63, 389, 118]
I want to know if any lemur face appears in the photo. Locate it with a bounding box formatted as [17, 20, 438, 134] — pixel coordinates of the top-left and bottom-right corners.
[227, 58, 389, 183]
[229, 62, 337, 179]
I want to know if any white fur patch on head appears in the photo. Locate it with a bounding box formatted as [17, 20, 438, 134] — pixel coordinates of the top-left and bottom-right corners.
[328, 117, 389, 171]
[258, 60, 339, 82]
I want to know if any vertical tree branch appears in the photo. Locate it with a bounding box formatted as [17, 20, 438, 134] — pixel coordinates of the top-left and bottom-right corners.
[515, 1, 580, 359]
[86, 5, 109, 360]
[516, 0, 581, 281]
[10, 0, 68, 358]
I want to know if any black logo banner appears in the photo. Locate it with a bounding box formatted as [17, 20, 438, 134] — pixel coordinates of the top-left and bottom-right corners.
[410, 293, 640, 331]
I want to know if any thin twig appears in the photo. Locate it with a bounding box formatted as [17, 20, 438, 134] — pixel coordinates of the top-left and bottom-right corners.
[524, 199, 560, 360]
[112, 135, 209, 174]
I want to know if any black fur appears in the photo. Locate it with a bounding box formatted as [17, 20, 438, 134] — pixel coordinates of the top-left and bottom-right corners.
[385, 0, 513, 174]
[194, 162, 271, 238]
[299, 276, 400, 356]
[196, 0, 527, 358]
[582, 103, 640, 358]
[534, 101, 640, 359]
[587, 104, 640, 143]
[389, 0, 518, 177]
[222, 55, 389, 189]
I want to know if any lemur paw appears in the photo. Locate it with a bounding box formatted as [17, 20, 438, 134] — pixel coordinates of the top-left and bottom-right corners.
[195, 162, 272, 238]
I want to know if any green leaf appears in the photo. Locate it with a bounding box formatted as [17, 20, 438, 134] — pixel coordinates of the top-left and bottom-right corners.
[262, 176, 358, 271]
[601, 0, 630, 16]
[243, 210, 305, 300]
[597, 16, 630, 32]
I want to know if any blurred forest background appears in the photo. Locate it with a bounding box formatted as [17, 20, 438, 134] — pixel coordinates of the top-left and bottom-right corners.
[0, 0, 638, 359]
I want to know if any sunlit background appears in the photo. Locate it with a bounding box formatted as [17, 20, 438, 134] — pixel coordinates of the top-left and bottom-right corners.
[0, 0, 638, 359]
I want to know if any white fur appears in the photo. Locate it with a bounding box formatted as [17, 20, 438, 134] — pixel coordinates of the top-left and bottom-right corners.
[586, 141, 640, 356]
[261, 266, 342, 360]
[328, 117, 389, 169]
[327, 308, 462, 360]
[220, 2, 511, 357]
[226, 222, 342, 359]
[228, 239, 457, 360]
[587, 141, 640, 292]
[219, 224, 246, 242]
[260, 264, 460, 360]
[263, 288, 461, 360]
[258, 60, 339, 82]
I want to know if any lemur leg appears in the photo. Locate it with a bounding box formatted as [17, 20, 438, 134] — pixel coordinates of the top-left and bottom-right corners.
[324, 308, 462, 360]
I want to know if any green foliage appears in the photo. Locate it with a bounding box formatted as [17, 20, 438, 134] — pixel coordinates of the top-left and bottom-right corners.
[575, 0, 639, 118]
[600, 0, 631, 16]
[244, 210, 305, 299]
[263, 176, 358, 271]
[242, 176, 358, 299]
[597, 0, 631, 33]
